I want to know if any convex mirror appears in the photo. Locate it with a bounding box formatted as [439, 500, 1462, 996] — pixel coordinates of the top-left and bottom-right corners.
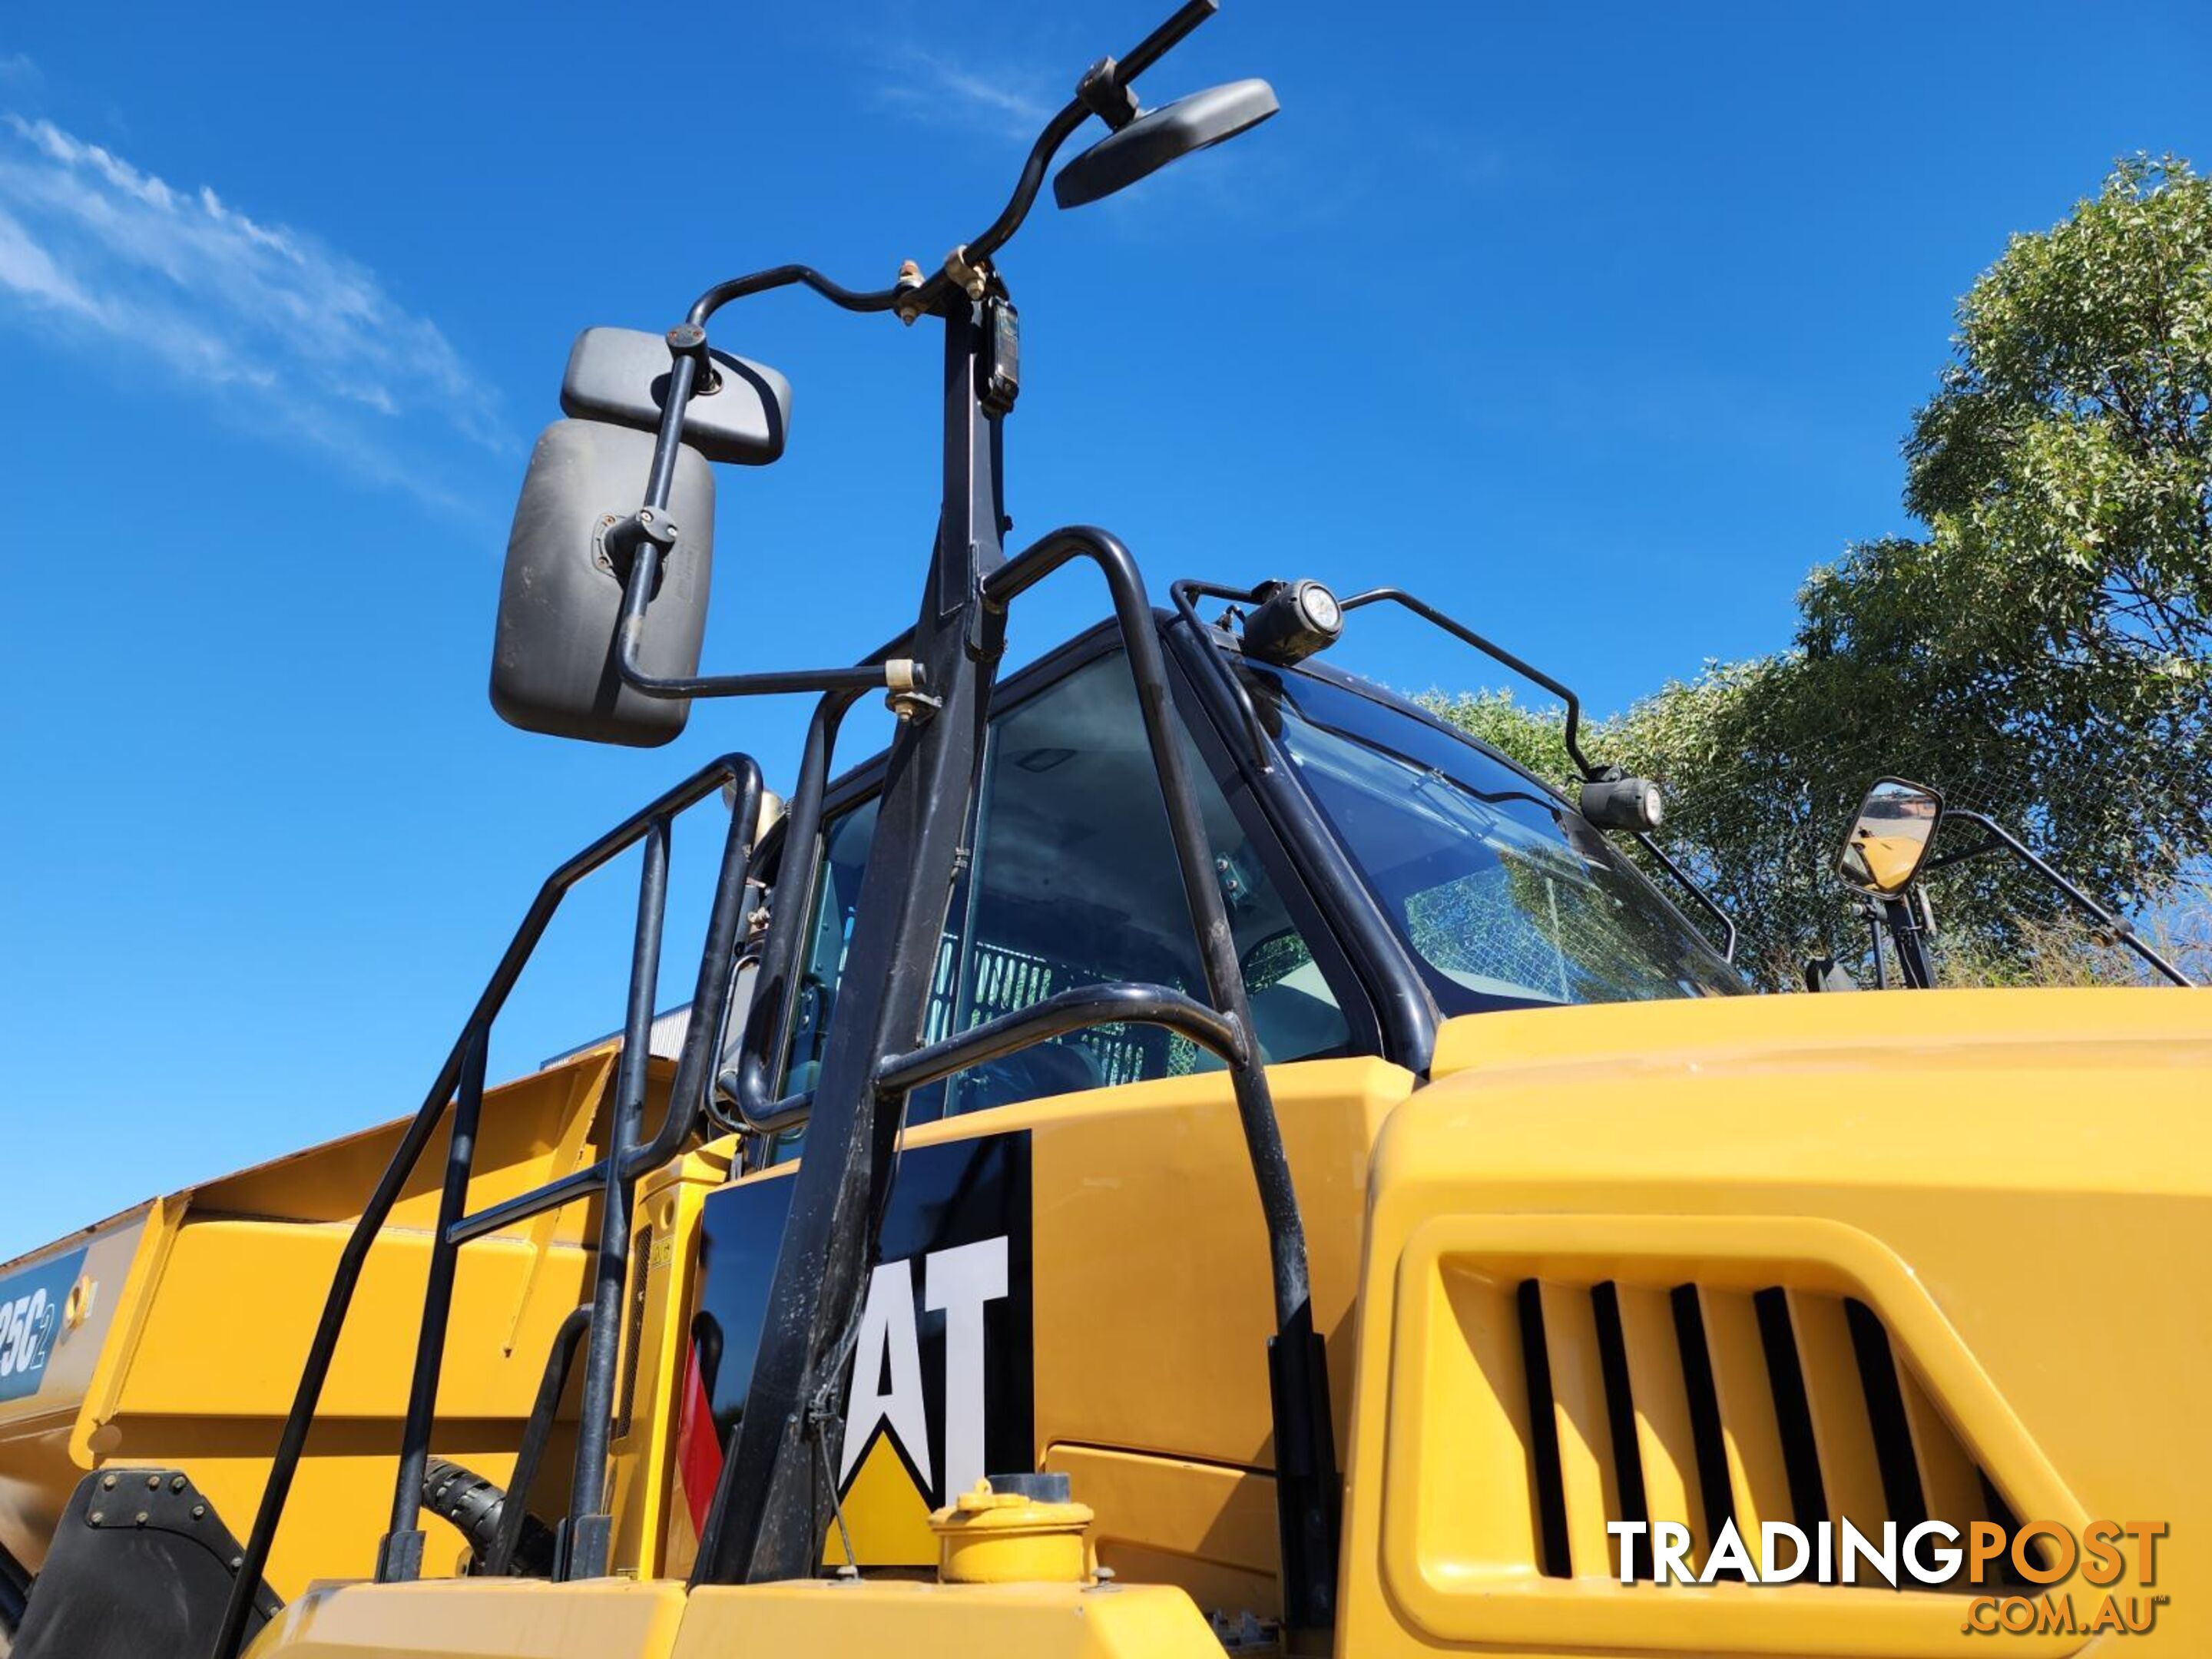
[1837, 777, 1944, 896]
[1054, 78, 1279, 209]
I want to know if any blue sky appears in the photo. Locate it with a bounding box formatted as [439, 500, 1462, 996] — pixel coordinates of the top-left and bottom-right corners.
[3, 0, 2207, 1254]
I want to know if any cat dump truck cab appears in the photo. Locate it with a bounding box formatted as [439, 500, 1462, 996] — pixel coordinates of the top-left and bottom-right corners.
[4, 5, 2208, 1657]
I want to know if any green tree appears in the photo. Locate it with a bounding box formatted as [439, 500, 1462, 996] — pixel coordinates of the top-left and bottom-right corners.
[1429, 157, 2212, 989]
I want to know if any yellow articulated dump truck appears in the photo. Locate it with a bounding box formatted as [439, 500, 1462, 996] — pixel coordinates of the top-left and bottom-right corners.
[3, 5, 2207, 1657]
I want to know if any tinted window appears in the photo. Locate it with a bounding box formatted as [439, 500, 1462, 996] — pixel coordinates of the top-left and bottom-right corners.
[777, 651, 1352, 1135]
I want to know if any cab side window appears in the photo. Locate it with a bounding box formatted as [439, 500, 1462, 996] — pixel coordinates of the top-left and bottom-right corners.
[777, 648, 1349, 1129]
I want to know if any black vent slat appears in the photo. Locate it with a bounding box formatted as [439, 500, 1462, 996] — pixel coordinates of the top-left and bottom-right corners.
[1669, 1285, 1741, 1577]
[1845, 1297, 1929, 1535]
[1752, 1288, 1829, 1533]
[1588, 1282, 1651, 1577]
[1513, 1280, 1572, 1579]
[1512, 1279, 2005, 1594]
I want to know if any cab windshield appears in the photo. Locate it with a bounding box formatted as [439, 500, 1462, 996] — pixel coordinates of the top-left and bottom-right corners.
[1245, 663, 1743, 1010]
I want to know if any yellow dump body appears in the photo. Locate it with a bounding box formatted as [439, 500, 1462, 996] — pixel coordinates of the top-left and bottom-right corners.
[0, 1047, 650, 1595]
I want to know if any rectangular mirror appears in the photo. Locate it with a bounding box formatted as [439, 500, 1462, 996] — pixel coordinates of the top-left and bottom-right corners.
[1837, 777, 1944, 896]
[560, 327, 790, 466]
[490, 419, 714, 747]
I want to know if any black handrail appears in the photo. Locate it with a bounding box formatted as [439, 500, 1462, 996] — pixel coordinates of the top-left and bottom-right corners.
[211, 753, 763, 1659]
[982, 527, 1338, 1629]
[1926, 807, 2195, 988]
[874, 982, 1247, 1097]
[485, 1305, 593, 1577]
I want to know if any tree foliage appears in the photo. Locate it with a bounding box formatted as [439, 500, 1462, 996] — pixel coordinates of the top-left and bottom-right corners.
[1429, 157, 2212, 989]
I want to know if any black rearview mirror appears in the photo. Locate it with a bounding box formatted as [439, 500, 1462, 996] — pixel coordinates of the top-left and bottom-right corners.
[489, 419, 714, 747]
[1837, 777, 1945, 896]
[1053, 78, 1279, 209]
[561, 327, 791, 466]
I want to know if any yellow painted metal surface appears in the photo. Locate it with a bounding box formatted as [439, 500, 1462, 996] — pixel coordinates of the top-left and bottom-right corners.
[1697, 1286, 1793, 1549]
[0, 1197, 170, 1573]
[1041, 1444, 1278, 1617]
[670, 1579, 1224, 1659]
[1, 1048, 634, 1598]
[798, 1053, 1410, 1611]
[13, 960, 2207, 1659]
[1346, 987, 2212, 1658]
[608, 1141, 730, 1578]
[249, 1576, 1221, 1659]
[245, 1578, 687, 1659]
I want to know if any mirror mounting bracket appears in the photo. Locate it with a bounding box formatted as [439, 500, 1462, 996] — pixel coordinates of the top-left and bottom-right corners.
[663, 322, 720, 395]
[1076, 55, 1141, 129]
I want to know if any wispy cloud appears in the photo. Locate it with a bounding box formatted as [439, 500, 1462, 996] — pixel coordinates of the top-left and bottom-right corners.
[0, 54, 38, 89]
[873, 45, 1055, 138]
[0, 114, 507, 513]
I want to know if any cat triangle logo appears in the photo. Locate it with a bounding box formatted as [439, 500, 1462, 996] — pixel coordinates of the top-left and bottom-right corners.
[838, 1237, 1009, 1508]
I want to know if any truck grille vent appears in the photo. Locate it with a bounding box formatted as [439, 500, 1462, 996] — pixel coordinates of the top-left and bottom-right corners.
[1512, 1280, 2015, 1587]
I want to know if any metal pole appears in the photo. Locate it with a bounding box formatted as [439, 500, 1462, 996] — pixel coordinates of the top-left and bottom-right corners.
[563, 816, 671, 1578]
[485, 1304, 594, 1577]
[983, 526, 1336, 1631]
[1941, 809, 2197, 988]
[694, 298, 1008, 1590]
[376, 1025, 489, 1581]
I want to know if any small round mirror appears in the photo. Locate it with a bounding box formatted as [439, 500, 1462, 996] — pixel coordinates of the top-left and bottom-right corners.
[1053, 79, 1279, 209]
[1837, 777, 1944, 896]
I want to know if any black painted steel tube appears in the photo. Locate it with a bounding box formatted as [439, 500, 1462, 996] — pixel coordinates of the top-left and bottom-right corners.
[874, 982, 1246, 1098]
[991, 527, 1336, 1629]
[987, 527, 1313, 1330]
[447, 1161, 604, 1247]
[379, 1025, 490, 1579]
[1632, 829, 1739, 963]
[615, 549, 893, 702]
[486, 1304, 594, 1578]
[724, 694, 859, 1132]
[563, 816, 671, 1578]
[1340, 588, 1598, 780]
[1168, 578, 1277, 769]
[1937, 809, 2194, 988]
[633, 768, 762, 1171]
[212, 753, 752, 1659]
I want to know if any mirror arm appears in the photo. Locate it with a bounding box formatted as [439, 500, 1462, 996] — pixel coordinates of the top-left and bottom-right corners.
[606, 0, 1233, 704]
[1940, 809, 2197, 988]
[1923, 835, 2005, 871]
[612, 545, 899, 700]
[1882, 896, 1937, 988]
[673, 0, 1215, 334]
[1116, 0, 1222, 84]
[1631, 830, 1738, 962]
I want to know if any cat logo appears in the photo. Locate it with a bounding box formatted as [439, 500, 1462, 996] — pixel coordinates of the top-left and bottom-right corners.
[688, 1130, 1035, 1568]
[833, 1237, 1011, 1561]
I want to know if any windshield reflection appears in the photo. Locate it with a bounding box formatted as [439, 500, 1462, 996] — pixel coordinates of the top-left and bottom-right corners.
[1244, 664, 1743, 1011]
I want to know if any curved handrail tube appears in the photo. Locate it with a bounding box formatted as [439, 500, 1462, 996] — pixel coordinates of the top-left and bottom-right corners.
[210, 752, 762, 1659]
[873, 982, 1247, 1098]
[1339, 587, 1597, 780]
[485, 1304, 594, 1578]
[985, 527, 1313, 1335]
[720, 693, 863, 1133]
[1936, 808, 2195, 988]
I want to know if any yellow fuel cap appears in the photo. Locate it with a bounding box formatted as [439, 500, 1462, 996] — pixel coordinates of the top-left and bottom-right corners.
[929, 1473, 1096, 1584]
